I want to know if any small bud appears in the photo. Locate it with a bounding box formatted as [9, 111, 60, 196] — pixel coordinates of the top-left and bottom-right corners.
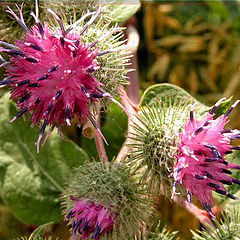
[82, 120, 96, 139]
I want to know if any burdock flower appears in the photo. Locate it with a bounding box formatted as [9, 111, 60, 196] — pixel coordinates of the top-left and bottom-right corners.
[128, 95, 208, 196]
[66, 196, 114, 239]
[0, 0, 129, 151]
[172, 98, 240, 218]
[62, 162, 151, 240]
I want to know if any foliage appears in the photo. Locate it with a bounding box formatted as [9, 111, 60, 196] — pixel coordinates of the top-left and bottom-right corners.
[0, 93, 88, 225]
[1, 0, 240, 240]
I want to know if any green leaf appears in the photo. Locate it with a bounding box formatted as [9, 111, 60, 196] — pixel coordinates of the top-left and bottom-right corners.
[29, 222, 53, 240]
[225, 150, 240, 195]
[107, 0, 140, 23]
[214, 97, 232, 118]
[0, 93, 88, 225]
[140, 83, 206, 110]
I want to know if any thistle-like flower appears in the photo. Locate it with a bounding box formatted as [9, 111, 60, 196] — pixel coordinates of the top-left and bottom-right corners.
[66, 196, 114, 240]
[128, 96, 207, 196]
[62, 162, 151, 240]
[0, 0, 129, 151]
[172, 98, 240, 218]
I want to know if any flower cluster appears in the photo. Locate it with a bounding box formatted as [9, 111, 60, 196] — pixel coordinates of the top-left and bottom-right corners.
[172, 98, 240, 218]
[66, 196, 114, 240]
[0, 1, 128, 152]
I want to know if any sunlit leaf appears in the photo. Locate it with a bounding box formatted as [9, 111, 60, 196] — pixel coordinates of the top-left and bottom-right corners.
[106, 0, 140, 23]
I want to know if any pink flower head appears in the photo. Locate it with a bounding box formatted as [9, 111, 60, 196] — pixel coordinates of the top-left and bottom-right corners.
[0, 1, 125, 152]
[172, 98, 240, 219]
[66, 196, 115, 240]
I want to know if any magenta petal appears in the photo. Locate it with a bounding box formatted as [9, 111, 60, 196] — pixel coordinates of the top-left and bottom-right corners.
[67, 198, 115, 239]
[172, 101, 240, 217]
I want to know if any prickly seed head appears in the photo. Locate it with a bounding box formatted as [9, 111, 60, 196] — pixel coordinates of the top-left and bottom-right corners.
[42, 0, 102, 21]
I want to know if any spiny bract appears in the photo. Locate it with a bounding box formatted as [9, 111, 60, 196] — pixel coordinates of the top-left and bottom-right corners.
[62, 162, 151, 240]
[192, 209, 240, 240]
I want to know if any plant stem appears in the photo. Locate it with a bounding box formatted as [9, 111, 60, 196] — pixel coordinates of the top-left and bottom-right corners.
[115, 23, 140, 164]
[124, 25, 140, 105]
[115, 86, 138, 163]
[94, 102, 108, 162]
[172, 196, 215, 229]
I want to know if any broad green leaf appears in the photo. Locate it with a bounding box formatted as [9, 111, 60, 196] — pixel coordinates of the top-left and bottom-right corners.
[106, 0, 140, 23]
[0, 93, 88, 225]
[102, 102, 127, 160]
[140, 83, 207, 111]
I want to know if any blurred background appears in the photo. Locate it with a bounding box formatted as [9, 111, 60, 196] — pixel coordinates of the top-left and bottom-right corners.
[1, 0, 240, 239]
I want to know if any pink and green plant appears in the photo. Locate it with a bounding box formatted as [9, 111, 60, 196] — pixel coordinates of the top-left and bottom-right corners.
[0, 0, 240, 239]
